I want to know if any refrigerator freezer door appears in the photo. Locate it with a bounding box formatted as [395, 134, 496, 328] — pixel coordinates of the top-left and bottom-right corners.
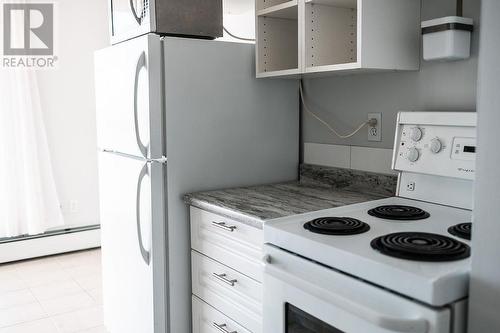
[98, 151, 154, 333]
[95, 34, 163, 159]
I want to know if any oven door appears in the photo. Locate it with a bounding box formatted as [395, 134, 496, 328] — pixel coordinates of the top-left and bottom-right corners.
[263, 244, 452, 333]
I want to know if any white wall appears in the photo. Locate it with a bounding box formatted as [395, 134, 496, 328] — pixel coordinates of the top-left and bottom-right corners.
[302, 0, 480, 151]
[220, 0, 255, 42]
[37, 0, 109, 228]
[468, 0, 500, 331]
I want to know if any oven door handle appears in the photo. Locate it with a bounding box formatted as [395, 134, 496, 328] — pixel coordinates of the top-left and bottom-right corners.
[265, 263, 429, 333]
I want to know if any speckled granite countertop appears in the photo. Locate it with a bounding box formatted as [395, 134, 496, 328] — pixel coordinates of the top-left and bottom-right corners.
[184, 164, 397, 229]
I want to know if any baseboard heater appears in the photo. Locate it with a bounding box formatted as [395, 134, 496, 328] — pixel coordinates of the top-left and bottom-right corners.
[0, 225, 101, 264]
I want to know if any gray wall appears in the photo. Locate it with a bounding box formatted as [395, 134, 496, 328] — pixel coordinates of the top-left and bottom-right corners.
[302, 0, 480, 150]
[468, 0, 500, 331]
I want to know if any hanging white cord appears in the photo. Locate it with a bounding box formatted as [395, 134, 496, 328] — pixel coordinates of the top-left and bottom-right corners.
[223, 26, 256, 42]
[299, 81, 373, 139]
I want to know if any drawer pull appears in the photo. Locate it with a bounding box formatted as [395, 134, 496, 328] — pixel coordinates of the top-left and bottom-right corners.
[213, 323, 237, 333]
[212, 273, 237, 286]
[212, 221, 237, 232]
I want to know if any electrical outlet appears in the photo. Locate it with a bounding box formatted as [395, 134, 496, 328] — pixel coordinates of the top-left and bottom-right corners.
[407, 182, 416, 191]
[367, 113, 382, 142]
[60, 202, 67, 213]
[70, 200, 79, 213]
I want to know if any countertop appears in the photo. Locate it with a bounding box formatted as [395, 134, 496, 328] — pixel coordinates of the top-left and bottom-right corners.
[184, 165, 397, 229]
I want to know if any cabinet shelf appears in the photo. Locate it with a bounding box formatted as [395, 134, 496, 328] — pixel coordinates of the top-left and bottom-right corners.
[257, 0, 295, 11]
[256, 0, 421, 78]
[257, 1, 298, 19]
[305, 62, 360, 74]
[257, 68, 301, 79]
[305, 0, 357, 8]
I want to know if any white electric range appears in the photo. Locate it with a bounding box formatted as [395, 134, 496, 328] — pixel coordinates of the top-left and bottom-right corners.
[263, 112, 476, 333]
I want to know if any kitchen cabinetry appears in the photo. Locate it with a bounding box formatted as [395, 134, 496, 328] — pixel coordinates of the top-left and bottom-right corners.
[192, 296, 252, 333]
[190, 207, 263, 333]
[256, 0, 301, 77]
[256, 0, 421, 78]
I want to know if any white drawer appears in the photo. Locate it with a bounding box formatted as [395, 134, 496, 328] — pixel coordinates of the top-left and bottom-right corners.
[190, 207, 263, 282]
[192, 295, 251, 333]
[192, 251, 262, 333]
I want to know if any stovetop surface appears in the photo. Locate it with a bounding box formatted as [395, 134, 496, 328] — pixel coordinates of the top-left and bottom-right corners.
[264, 196, 472, 306]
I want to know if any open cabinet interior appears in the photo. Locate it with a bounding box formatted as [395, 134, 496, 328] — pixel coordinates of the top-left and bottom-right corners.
[255, 0, 420, 78]
[257, 1, 299, 74]
[305, 0, 357, 70]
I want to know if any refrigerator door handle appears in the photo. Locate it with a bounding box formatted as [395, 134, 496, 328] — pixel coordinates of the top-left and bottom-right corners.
[136, 163, 151, 265]
[99, 148, 167, 164]
[99, 148, 144, 161]
[148, 156, 168, 164]
[133, 51, 149, 159]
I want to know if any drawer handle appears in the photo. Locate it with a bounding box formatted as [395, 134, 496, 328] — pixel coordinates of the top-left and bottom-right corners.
[213, 323, 237, 333]
[212, 273, 237, 286]
[212, 221, 237, 232]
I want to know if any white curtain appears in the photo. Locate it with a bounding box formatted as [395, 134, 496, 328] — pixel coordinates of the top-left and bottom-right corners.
[0, 70, 64, 238]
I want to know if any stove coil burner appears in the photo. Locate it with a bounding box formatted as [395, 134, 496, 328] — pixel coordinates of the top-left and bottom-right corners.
[368, 205, 430, 221]
[448, 223, 472, 240]
[371, 232, 470, 261]
[304, 217, 370, 235]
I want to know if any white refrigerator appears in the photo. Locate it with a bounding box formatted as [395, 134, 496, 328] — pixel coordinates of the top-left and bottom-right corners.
[94, 34, 299, 333]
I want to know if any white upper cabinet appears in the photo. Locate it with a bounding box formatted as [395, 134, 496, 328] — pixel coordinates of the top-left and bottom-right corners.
[256, 0, 421, 78]
[256, 0, 301, 77]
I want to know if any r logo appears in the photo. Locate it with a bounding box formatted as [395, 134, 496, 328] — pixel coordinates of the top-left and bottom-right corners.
[3, 3, 54, 56]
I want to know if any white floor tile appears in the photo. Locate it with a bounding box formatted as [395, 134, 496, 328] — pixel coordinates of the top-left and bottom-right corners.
[0, 290, 37, 310]
[74, 274, 102, 292]
[0, 303, 47, 328]
[55, 251, 100, 270]
[0, 278, 27, 295]
[51, 306, 104, 333]
[21, 269, 74, 288]
[39, 292, 96, 316]
[13, 261, 62, 277]
[76, 325, 108, 333]
[0, 249, 104, 333]
[0, 268, 21, 281]
[0, 318, 59, 333]
[86, 288, 102, 305]
[63, 264, 101, 279]
[30, 279, 83, 301]
[56, 257, 92, 270]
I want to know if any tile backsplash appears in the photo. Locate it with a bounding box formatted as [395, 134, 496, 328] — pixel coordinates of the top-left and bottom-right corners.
[304, 143, 396, 175]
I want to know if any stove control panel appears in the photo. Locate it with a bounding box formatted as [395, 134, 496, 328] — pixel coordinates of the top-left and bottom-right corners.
[393, 112, 477, 180]
[451, 137, 476, 161]
[430, 138, 442, 154]
[410, 127, 423, 142]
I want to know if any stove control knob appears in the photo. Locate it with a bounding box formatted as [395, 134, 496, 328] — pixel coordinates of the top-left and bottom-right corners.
[407, 147, 420, 162]
[430, 138, 442, 154]
[410, 127, 423, 142]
